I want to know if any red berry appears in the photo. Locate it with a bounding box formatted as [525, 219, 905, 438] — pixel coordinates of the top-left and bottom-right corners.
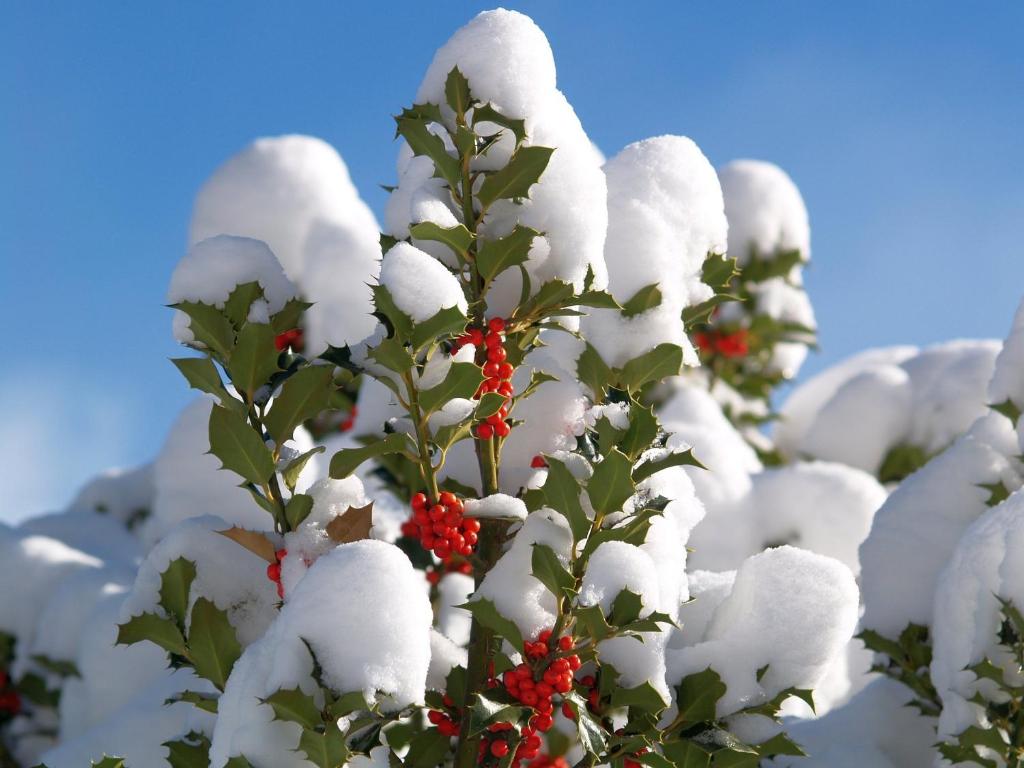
[275, 548, 288, 562]
[488, 346, 507, 363]
[498, 362, 514, 379]
[427, 710, 444, 725]
[562, 701, 575, 719]
[469, 327, 485, 345]
[439, 491, 457, 507]
[483, 361, 501, 378]
[497, 381, 514, 396]
[485, 331, 502, 347]
[463, 518, 480, 533]
[266, 563, 281, 581]
[491, 741, 510, 757]
[488, 317, 506, 333]
[558, 635, 573, 651]
[531, 455, 547, 469]
[532, 714, 554, 732]
[477, 423, 494, 439]
[494, 420, 511, 438]
[411, 492, 428, 509]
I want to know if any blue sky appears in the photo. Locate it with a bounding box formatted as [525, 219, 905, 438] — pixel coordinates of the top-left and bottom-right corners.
[2, 2, 1022, 521]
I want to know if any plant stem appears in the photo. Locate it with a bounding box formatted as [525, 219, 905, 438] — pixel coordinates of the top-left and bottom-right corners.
[402, 372, 440, 500]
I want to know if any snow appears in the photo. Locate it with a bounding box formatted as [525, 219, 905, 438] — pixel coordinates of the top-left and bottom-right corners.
[402, 8, 608, 316]
[688, 461, 885, 574]
[280, 476, 373, 596]
[20, 509, 143, 567]
[988, 297, 1024, 452]
[776, 341, 1000, 474]
[211, 540, 432, 766]
[752, 277, 817, 378]
[168, 235, 298, 346]
[378, 242, 467, 323]
[474, 509, 573, 638]
[717, 160, 810, 263]
[579, 541, 660, 617]
[859, 412, 1022, 636]
[68, 462, 154, 530]
[930, 490, 1024, 744]
[120, 515, 280, 646]
[583, 135, 727, 368]
[770, 678, 936, 768]
[437, 572, 474, 647]
[464, 493, 527, 520]
[427, 628, 468, 692]
[667, 546, 859, 716]
[190, 134, 382, 354]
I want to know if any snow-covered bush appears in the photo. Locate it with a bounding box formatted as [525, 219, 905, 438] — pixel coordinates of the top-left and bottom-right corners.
[1, 7, 1018, 768]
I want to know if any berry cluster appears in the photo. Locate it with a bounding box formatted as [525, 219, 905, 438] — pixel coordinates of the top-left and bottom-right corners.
[425, 558, 473, 586]
[426, 693, 461, 738]
[0, 670, 20, 716]
[274, 327, 305, 352]
[454, 318, 516, 440]
[476, 629, 582, 766]
[338, 404, 357, 433]
[693, 328, 749, 358]
[265, 548, 287, 599]
[402, 492, 479, 560]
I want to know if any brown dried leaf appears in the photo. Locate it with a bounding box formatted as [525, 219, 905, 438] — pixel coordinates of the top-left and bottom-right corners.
[325, 502, 374, 544]
[217, 527, 277, 563]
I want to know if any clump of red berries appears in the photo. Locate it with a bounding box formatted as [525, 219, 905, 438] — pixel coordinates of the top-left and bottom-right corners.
[453, 318, 516, 440]
[401, 491, 479, 560]
[693, 328, 749, 359]
[0, 670, 20, 716]
[425, 558, 473, 586]
[274, 327, 305, 352]
[338, 404, 357, 432]
[266, 548, 287, 599]
[427, 693, 461, 738]
[480, 629, 582, 766]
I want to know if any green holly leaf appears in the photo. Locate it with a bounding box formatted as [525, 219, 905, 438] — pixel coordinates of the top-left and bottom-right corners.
[166, 690, 219, 714]
[409, 221, 474, 259]
[460, 598, 524, 651]
[609, 589, 644, 626]
[163, 733, 211, 768]
[227, 323, 280, 399]
[263, 687, 322, 729]
[576, 342, 612, 401]
[264, 365, 333, 445]
[531, 543, 575, 599]
[224, 757, 256, 768]
[159, 557, 197, 631]
[171, 357, 237, 410]
[284, 493, 315, 530]
[371, 283, 415, 341]
[419, 362, 485, 414]
[410, 304, 468, 352]
[477, 145, 554, 207]
[370, 337, 416, 375]
[405, 727, 452, 768]
[395, 109, 460, 189]
[617, 343, 684, 392]
[562, 691, 607, 754]
[632, 448, 705, 484]
[329, 432, 411, 479]
[29, 654, 79, 679]
[222, 282, 264, 328]
[172, 301, 235, 359]
[468, 690, 529, 736]
[675, 667, 726, 724]
[990, 398, 1022, 423]
[445, 66, 474, 115]
[541, 457, 590, 542]
[472, 103, 527, 145]
[187, 597, 242, 691]
[281, 446, 325, 493]
[620, 283, 663, 318]
[620, 402, 659, 461]
[208, 404, 275, 486]
[609, 680, 667, 713]
[116, 612, 188, 658]
[475, 392, 508, 420]
[298, 728, 350, 768]
[90, 758, 127, 768]
[477, 225, 539, 284]
[587, 448, 634, 515]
